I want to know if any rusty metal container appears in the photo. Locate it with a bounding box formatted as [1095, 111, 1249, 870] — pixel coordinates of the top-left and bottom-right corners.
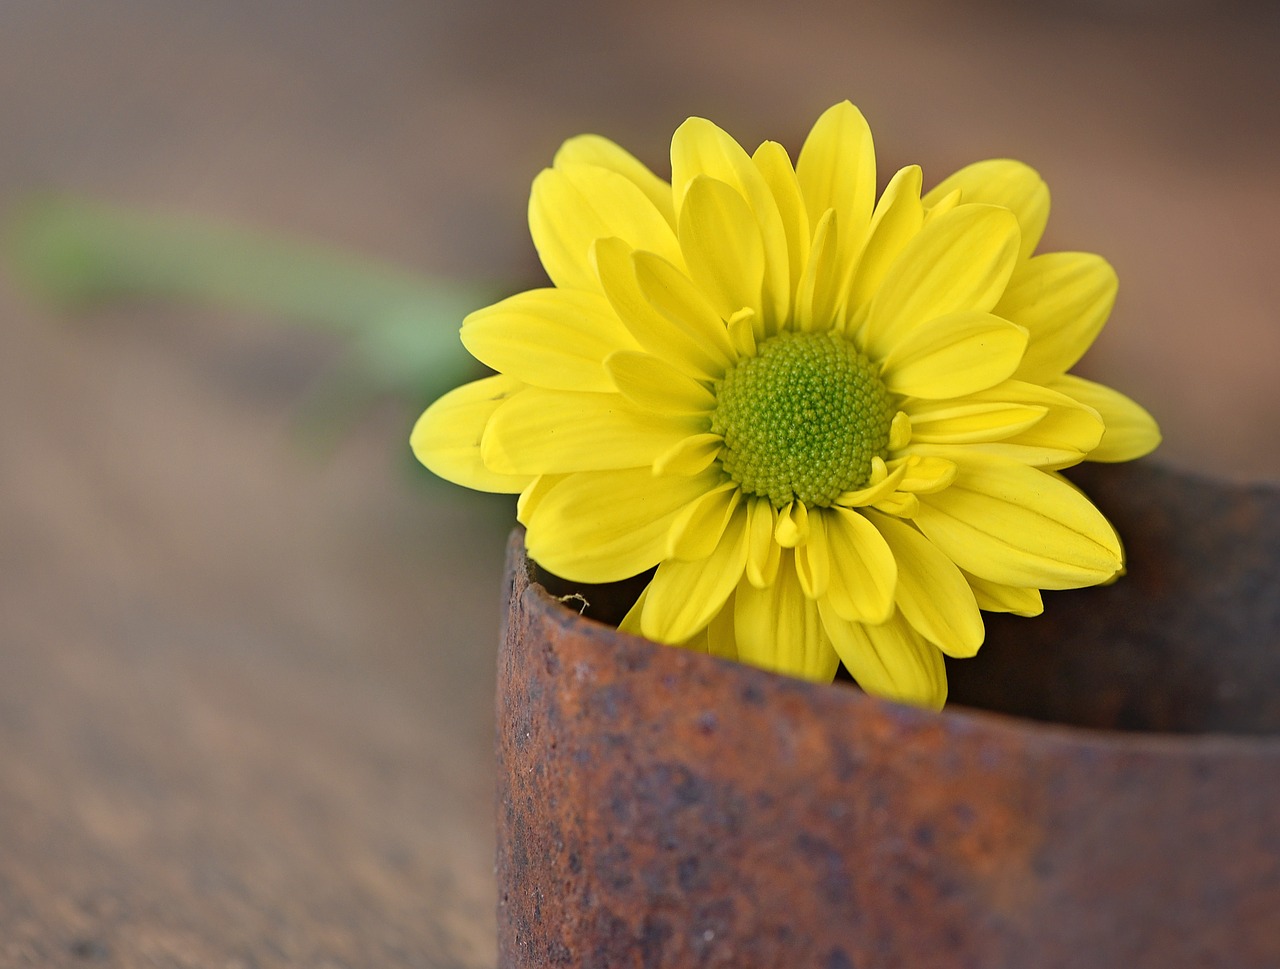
[495, 462, 1280, 969]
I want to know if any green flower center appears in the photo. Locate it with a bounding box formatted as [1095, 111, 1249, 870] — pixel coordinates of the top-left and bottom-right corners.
[711, 331, 893, 508]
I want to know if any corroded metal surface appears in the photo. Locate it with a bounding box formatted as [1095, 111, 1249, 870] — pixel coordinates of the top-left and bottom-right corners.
[496, 461, 1280, 969]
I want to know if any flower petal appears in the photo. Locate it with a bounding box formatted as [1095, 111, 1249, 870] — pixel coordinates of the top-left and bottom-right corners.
[745, 498, 781, 588]
[924, 188, 963, 223]
[529, 164, 682, 292]
[818, 604, 948, 710]
[834, 456, 905, 508]
[822, 506, 896, 623]
[752, 140, 810, 302]
[410, 375, 532, 493]
[795, 508, 830, 599]
[667, 481, 741, 560]
[794, 209, 842, 333]
[523, 467, 721, 582]
[727, 307, 758, 357]
[861, 203, 1021, 361]
[880, 311, 1028, 399]
[891, 455, 958, 494]
[703, 593, 740, 661]
[976, 397, 1103, 469]
[796, 101, 876, 286]
[924, 159, 1049, 262]
[872, 492, 920, 518]
[670, 117, 790, 326]
[866, 512, 984, 658]
[774, 499, 809, 548]
[735, 555, 840, 681]
[653, 433, 723, 477]
[618, 586, 648, 637]
[632, 249, 739, 365]
[962, 569, 1044, 617]
[553, 134, 676, 227]
[461, 288, 638, 392]
[889, 411, 913, 450]
[647, 593, 740, 659]
[516, 473, 564, 525]
[907, 379, 1106, 469]
[913, 457, 1123, 589]
[678, 175, 765, 320]
[594, 237, 729, 380]
[670, 116, 752, 211]
[1000, 252, 1118, 382]
[482, 387, 697, 474]
[846, 164, 925, 322]
[643, 505, 749, 642]
[605, 350, 716, 414]
[1051, 374, 1162, 462]
[905, 400, 1049, 444]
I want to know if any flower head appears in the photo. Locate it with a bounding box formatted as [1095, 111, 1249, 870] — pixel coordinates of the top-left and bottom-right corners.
[412, 102, 1160, 709]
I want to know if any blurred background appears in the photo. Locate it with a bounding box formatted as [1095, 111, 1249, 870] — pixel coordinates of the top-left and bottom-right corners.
[1, 1, 1277, 965]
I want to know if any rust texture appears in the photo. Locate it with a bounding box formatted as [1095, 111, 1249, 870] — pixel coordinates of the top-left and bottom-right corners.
[496, 461, 1280, 969]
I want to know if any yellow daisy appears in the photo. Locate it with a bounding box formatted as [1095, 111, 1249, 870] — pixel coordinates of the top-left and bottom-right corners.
[412, 101, 1160, 709]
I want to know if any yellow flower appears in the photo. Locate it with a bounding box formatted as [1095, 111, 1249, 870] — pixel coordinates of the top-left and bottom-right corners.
[411, 101, 1160, 709]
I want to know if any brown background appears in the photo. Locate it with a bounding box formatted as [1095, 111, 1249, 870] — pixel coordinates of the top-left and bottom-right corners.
[1, 2, 1278, 966]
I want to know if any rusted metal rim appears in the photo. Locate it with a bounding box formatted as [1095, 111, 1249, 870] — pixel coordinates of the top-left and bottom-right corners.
[496, 461, 1280, 968]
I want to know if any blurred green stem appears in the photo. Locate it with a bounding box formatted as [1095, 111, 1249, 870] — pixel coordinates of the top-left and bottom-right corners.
[7, 195, 487, 400]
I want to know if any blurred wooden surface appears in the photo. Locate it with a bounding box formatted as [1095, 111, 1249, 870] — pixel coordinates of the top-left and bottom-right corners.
[1, 1, 1278, 966]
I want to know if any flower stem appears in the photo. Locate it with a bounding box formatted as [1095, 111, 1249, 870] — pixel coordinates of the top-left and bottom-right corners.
[6, 194, 488, 398]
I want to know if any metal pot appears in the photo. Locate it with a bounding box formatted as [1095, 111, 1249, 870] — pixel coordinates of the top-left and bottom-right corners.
[496, 461, 1280, 968]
